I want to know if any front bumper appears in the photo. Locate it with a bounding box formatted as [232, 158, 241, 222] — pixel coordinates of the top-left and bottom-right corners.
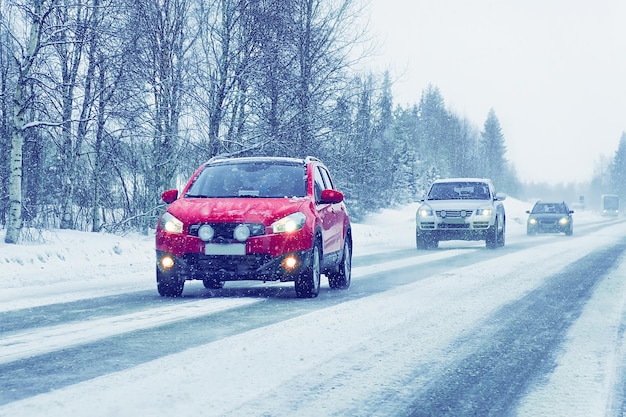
[416, 217, 494, 241]
[156, 249, 313, 282]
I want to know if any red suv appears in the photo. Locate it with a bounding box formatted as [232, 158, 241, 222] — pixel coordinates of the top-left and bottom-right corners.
[155, 156, 352, 298]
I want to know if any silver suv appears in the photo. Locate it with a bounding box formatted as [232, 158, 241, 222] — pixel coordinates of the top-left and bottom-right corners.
[415, 178, 506, 249]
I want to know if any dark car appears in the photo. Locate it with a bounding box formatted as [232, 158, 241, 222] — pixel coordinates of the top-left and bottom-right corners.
[155, 156, 352, 298]
[526, 201, 574, 236]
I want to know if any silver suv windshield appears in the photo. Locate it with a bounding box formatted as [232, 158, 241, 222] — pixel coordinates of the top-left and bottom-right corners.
[186, 162, 307, 198]
[428, 182, 491, 200]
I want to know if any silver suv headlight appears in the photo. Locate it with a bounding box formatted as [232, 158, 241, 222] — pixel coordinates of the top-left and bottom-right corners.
[475, 208, 493, 216]
[417, 207, 434, 218]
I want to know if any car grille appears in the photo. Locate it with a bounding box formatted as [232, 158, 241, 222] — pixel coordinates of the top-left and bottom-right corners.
[185, 253, 272, 275]
[435, 210, 474, 218]
[438, 223, 469, 229]
[188, 222, 266, 240]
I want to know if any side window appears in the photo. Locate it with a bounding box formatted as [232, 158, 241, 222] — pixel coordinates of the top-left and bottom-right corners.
[314, 166, 325, 202]
[318, 166, 335, 190]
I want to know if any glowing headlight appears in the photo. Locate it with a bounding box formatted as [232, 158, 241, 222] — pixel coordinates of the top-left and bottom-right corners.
[272, 212, 306, 233]
[529, 218, 537, 225]
[417, 208, 433, 217]
[160, 212, 183, 234]
[559, 217, 570, 225]
[476, 208, 492, 216]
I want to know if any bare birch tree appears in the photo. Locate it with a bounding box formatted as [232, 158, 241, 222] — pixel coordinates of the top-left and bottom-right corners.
[132, 0, 195, 231]
[4, 0, 59, 244]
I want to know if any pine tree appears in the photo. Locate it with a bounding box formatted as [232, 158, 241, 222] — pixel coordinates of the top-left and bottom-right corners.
[610, 132, 626, 199]
[480, 108, 508, 188]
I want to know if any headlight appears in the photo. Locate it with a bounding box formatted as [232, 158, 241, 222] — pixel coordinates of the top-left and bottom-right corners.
[476, 208, 493, 216]
[417, 208, 433, 217]
[160, 212, 184, 234]
[559, 217, 570, 225]
[272, 212, 306, 233]
[529, 218, 537, 225]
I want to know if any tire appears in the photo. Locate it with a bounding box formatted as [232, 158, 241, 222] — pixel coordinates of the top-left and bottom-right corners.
[157, 268, 184, 297]
[416, 231, 438, 250]
[486, 223, 498, 249]
[203, 278, 224, 289]
[566, 225, 573, 236]
[498, 220, 506, 247]
[328, 238, 351, 290]
[295, 243, 321, 298]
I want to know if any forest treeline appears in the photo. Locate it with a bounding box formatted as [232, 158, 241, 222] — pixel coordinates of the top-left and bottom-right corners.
[2, 0, 618, 244]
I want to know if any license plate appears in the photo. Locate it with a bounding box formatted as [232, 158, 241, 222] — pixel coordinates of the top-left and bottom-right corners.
[442, 218, 465, 224]
[204, 243, 246, 255]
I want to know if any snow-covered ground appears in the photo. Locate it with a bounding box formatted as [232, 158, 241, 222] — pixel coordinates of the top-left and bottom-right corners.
[1, 197, 626, 416]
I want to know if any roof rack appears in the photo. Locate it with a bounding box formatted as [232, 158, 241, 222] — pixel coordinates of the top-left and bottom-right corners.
[304, 156, 321, 163]
[206, 155, 229, 163]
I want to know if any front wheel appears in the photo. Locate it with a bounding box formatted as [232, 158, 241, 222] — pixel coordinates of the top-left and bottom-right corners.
[328, 238, 351, 290]
[157, 268, 184, 297]
[486, 223, 498, 249]
[295, 243, 321, 298]
[498, 220, 506, 247]
[416, 231, 438, 250]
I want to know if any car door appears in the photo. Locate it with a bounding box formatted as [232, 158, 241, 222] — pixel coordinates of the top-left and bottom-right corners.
[314, 165, 343, 254]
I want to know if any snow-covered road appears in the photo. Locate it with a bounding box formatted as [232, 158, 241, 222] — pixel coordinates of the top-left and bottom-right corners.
[1, 200, 626, 416]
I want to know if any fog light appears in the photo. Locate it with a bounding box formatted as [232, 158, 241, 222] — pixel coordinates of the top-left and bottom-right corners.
[283, 256, 298, 270]
[160, 255, 175, 270]
[198, 224, 214, 241]
[234, 224, 251, 242]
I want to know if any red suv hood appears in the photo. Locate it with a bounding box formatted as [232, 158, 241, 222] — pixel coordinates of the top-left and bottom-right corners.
[166, 197, 308, 226]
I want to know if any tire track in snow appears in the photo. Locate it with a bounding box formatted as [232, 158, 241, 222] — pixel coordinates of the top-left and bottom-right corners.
[0, 298, 260, 365]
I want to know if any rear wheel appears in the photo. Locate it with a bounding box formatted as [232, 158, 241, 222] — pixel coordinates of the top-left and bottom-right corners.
[328, 238, 351, 290]
[157, 268, 184, 297]
[295, 243, 321, 298]
[203, 278, 224, 289]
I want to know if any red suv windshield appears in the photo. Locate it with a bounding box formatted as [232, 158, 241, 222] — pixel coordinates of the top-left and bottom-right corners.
[185, 162, 307, 198]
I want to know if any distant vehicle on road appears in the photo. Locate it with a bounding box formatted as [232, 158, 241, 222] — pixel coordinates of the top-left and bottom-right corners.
[601, 194, 619, 216]
[526, 201, 574, 236]
[415, 178, 506, 249]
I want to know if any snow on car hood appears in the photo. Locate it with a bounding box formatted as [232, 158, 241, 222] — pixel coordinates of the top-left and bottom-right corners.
[166, 197, 307, 225]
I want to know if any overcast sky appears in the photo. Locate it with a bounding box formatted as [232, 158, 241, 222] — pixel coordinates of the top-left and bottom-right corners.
[365, 0, 626, 185]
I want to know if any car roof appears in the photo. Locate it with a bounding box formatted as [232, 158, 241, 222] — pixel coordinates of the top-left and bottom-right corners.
[534, 201, 567, 205]
[431, 178, 493, 184]
[205, 156, 321, 166]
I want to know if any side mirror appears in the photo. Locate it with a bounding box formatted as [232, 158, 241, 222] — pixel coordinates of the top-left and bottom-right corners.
[495, 192, 507, 201]
[525, 210, 530, 214]
[161, 189, 179, 204]
[320, 189, 344, 204]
